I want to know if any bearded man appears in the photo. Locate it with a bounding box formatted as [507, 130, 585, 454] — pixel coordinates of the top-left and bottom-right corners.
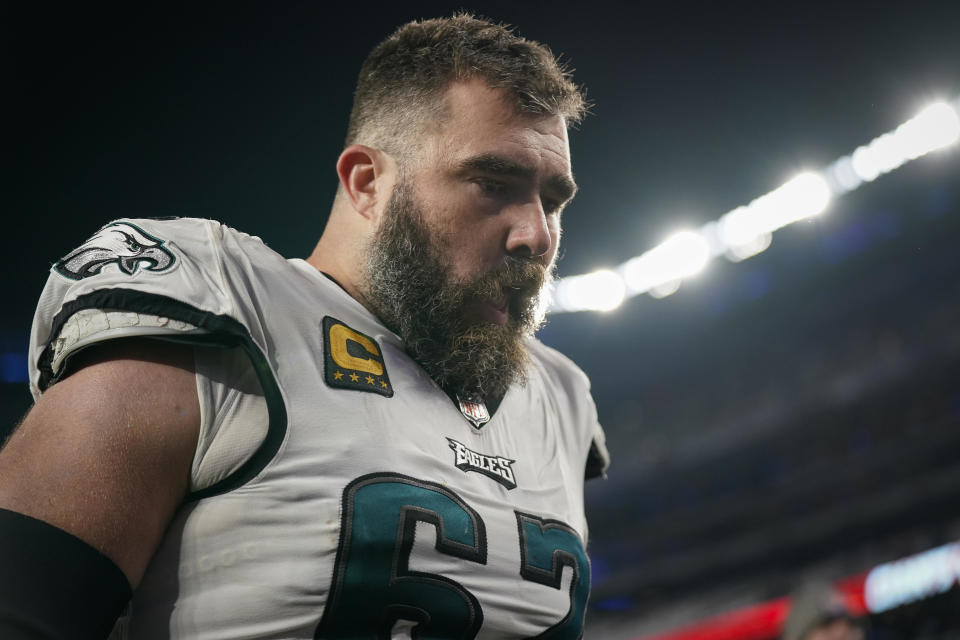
[0, 14, 608, 639]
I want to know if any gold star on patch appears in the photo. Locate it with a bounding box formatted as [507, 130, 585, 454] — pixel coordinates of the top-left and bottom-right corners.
[333, 371, 343, 380]
[366, 375, 375, 385]
[349, 373, 360, 382]
[380, 380, 388, 389]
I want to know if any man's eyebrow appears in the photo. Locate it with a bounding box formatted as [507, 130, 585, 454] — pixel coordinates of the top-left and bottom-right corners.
[457, 153, 578, 203]
[458, 153, 534, 179]
[545, 173, 578, 204]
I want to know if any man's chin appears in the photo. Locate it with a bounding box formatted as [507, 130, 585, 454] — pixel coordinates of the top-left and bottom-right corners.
[446, 323, 531, 399]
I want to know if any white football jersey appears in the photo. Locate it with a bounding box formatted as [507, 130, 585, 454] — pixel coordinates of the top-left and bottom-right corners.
[29, 218, 609, 640]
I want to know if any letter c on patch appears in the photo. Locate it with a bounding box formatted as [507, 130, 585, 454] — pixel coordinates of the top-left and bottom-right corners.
[329, 323, 384, 375]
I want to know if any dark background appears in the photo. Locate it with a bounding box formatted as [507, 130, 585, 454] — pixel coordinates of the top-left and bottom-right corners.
[5, 2, 960, 637]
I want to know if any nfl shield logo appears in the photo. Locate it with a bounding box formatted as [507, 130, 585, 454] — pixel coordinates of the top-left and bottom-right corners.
[456, 394, 491, 429]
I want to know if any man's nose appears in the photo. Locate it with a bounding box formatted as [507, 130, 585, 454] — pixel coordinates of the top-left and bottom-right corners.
[504, 199, 553, 260]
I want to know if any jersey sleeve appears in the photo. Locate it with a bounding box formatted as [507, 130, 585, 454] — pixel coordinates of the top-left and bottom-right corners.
[582, 387, 610, 480]
[529, 340, 610, 481]
[28, 217, 282, 497]
[28, 217, 256, 396]
[191, 343, 269, 494]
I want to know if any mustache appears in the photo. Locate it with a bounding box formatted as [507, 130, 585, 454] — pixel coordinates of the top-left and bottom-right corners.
[467, 257, 548, 303]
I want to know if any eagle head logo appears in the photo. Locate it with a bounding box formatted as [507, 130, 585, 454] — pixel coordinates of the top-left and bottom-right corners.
[54, 222, 177, 280]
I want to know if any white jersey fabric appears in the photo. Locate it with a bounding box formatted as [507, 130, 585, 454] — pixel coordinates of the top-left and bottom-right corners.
[29, 218, 609, 640]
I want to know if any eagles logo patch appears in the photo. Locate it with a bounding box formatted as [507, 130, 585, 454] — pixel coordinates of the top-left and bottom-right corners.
[54, 222, 177, 280]
[322, 316, 393, 397]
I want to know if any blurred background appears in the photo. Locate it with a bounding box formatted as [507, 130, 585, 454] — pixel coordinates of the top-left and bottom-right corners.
[5, 2, 960, 638]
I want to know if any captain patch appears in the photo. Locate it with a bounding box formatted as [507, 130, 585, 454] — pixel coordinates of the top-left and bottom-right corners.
[322, 316, 393, 397]
[447, 438, 517, 490]
[54, 221, 177, 280]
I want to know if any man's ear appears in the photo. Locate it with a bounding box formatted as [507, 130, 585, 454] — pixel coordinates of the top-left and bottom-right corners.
[336, 145, 396, 223]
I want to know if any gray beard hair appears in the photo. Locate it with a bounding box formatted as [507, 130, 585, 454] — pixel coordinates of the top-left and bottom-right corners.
[361, 181, 553, 402]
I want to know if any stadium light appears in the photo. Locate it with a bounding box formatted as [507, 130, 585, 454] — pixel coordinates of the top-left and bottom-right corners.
[847, 102, 960, 185]
[621, 230, 710, 295]
[827, 156, 862, 193]
[548, 96, 960, 314]
[717, 171, 831, 251]
[552, 269, 626, 312]
[892, 101, 960, 159]
[648, 279, 682, 299]
[864, 540, 960, 613]
[725, 230, 772, 263]
[831, 101, 960, 194]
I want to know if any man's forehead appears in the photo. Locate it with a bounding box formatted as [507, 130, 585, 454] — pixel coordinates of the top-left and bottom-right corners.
[431, 80, 573, 176]
[442, 79, 524, 120]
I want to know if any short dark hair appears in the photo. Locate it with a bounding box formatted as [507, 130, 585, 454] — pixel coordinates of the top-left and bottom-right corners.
[346, 13, 588, 159]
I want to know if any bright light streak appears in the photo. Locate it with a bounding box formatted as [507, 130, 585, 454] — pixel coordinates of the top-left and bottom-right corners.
[763, 171, 832, 225]
[726, 231, 772, 262]
[622, 230, 710, 295]
[896, 101, 960, 158]
[718, 172, 831, 251]
[851, 143, 882, 182]
[851, 101, 960, 183]
[865, 541, 960, 613]
[549, 96, 960, 314]
[717, 206, 757, 248]
[648, 279, 681, 299]
[828, 156, 862, 193]
[550, 269, 626, 312]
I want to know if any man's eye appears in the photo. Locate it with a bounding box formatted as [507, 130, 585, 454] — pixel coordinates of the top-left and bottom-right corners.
[542, 198, 562, 214]
[474, 178, 508, 195]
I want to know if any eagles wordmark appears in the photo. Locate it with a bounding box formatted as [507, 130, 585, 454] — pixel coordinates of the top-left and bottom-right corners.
[447, 438, 517, 490]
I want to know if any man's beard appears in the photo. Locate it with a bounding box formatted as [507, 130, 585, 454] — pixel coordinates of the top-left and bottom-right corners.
[362, 180, 553, 402]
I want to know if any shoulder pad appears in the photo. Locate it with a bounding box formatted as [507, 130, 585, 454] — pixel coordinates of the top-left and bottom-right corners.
[29, 218, 261, 396]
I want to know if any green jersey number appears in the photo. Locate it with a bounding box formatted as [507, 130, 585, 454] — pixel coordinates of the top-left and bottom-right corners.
[315, 473, 589, 639]
[516, 512, 590, 638]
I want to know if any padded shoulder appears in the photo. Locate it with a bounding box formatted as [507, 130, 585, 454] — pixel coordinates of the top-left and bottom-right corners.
[29, 218, 268, 396]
